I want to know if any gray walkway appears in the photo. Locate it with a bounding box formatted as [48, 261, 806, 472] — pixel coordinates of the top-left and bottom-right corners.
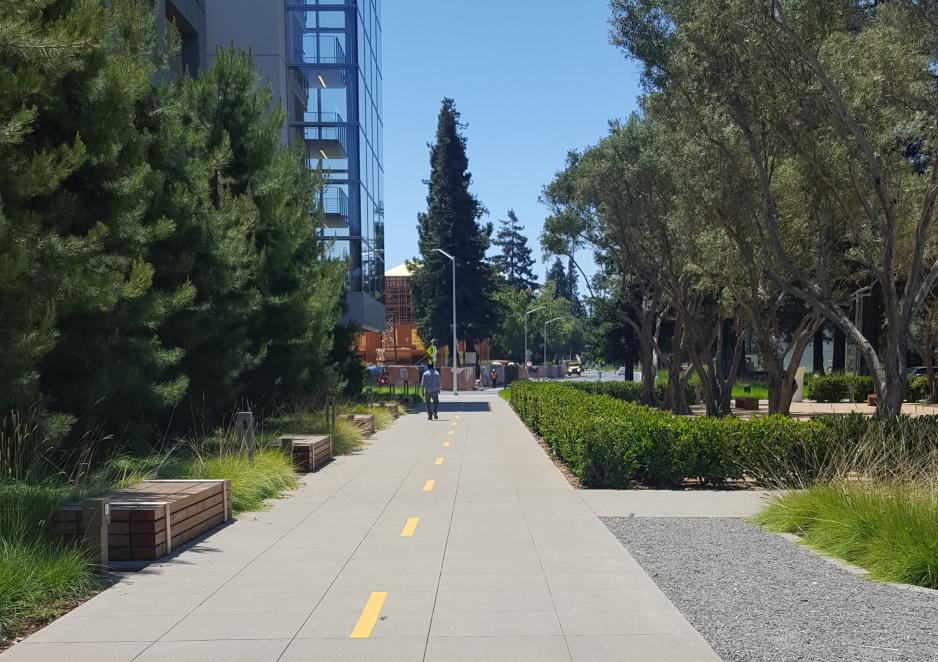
[2, 393, 719, 662]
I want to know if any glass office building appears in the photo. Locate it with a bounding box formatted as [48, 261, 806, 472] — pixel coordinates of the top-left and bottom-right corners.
[285, 0, 385, 330]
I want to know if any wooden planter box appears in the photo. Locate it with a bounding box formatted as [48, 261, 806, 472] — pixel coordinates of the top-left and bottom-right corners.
[345, 414, 376, 436]
[277, 434, 333, 473]
[55, 480, 231, 562]
[735, 397, 760, 411]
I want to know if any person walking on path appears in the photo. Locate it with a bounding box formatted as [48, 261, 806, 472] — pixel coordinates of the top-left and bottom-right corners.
[421, 363, 441, 420]
[490, 367, 498, 389]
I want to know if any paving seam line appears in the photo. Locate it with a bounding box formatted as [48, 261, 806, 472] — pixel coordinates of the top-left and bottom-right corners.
[127, 459, 375, 662]
[276, 409, 448, 658]
[127, 415, 409, 662]
[421, 402, 467, 662]
[496, 398, 575, 662]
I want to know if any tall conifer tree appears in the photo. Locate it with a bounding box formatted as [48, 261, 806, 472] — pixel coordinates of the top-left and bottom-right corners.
[411, 98, 498, 358]
[1, 0, 190, 436]
[492, 210, 538, 291]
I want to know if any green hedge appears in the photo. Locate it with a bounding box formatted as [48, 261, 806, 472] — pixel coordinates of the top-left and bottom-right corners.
[568, 377, 699, 406]
[807, 374, 933, 403]
[509, 381, 829, 488]
[807, 375, 874, 402]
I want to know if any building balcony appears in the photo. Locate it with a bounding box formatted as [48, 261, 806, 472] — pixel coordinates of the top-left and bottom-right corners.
[298, 112, 349, 160]
[317, 187, 349, 229]
[293, 35, 347, 65]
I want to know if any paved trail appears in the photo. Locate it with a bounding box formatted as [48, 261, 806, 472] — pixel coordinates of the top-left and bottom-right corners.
[2, 393, 718, 662]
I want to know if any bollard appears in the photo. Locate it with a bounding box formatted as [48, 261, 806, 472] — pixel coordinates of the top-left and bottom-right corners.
[82, 497, 110, 566]
[328, 395, 337, 430]
[236, 411, 256, 462]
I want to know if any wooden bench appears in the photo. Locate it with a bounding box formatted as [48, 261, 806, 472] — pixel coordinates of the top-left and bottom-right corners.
[275, 434, 333, 473]
[735, 397, 760, 411]
[55, 480, 231, 562]
[345, 414, 376, 437]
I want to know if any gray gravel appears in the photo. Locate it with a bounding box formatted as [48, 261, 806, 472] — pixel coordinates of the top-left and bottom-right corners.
[602, 517, 938, 662]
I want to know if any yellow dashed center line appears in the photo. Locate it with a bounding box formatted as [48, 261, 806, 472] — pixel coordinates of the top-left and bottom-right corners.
[422, 480, 435, 492]
[350, 592, 388, 638]
[401, 517, 420, 537]
[435, 457, 444, 465]
[448, 431, 454, 436]
[443, 441, 450, 448]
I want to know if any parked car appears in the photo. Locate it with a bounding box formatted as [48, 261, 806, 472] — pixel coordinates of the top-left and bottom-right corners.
[907, 366, 930, 377]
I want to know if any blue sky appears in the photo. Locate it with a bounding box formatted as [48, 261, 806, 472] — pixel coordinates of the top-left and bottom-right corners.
[381, 1, 642, 283]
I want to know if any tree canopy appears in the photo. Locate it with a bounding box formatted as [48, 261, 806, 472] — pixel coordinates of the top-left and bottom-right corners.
[411, 98, 499, 359]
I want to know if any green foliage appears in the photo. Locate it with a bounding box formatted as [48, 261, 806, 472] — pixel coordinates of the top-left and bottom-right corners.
[0, 482, 102, 644]
[906, 376, 930, 403]
[0, 0, 191, 435]
[411, 98, 499, 356]
[173, 448, 296, 515]
[509, 381, 833, 488]
[492, 210, 537, 290]
[265, 408, 364, 457]
[568, 381, 643, 402]
[490, 280, 574, 362]
[758, 483, 938, 589]
[807, 375, 876, 402]
[0, 5, 351, 445]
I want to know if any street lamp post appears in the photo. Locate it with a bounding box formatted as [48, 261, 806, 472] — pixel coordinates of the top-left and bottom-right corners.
[434, 249, 458, 396]
[524, 306, 545, 377]
[544, 317, 565, 378]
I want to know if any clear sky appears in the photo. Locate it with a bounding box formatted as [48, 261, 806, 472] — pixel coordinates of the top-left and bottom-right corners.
[381, 1, 643, 284]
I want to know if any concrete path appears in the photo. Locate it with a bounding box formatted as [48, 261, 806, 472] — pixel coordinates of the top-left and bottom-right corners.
[2, 393, 719, 662]
[581, 489, 778, 519]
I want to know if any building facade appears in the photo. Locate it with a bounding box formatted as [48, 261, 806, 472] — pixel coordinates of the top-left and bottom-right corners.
[159, 0, 386, 332]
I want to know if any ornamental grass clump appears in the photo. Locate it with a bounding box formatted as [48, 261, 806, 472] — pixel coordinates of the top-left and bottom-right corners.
[757, 482, 938, 589]
[0, 482, 102, 644]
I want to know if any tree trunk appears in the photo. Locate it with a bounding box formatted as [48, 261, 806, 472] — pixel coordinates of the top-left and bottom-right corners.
[639, 332, 657, 406]
[832, 328, 846, 373]
[812, 327, 825, 375]
[765, 356, 798, 416]
[923, 307, 937, 404]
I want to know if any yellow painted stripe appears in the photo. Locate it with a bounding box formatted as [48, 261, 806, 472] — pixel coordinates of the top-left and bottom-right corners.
[443, 441, 450, 448]
[448, 430, 454, 436]
[422, 480, 435, 492]
[401, 517, 420, 537]
[350, 592, 388, 638]
[435, 457, 444, 465]
[451, 422, 457, 427]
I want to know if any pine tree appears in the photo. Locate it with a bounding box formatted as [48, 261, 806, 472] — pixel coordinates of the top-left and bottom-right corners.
[492, 210, 538, 291]
[151, 48, 348, 419]
[1, 0, 190, 437]
[546, 259, 570, 300]
[566, 258, 586, 317]
[411, 98, 498, 359]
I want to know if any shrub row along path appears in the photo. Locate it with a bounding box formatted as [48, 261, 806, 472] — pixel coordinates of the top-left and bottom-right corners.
[1, 392, 717, 662]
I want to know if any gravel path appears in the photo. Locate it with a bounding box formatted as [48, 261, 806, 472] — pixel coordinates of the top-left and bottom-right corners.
[602, 517, 938, 662]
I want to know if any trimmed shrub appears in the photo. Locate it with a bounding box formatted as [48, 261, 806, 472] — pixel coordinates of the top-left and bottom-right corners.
[807, 375, 874, 403]
[507, 382, 835, 488]
[568, 381, 643, 402]
[907, 376, 930, 403]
